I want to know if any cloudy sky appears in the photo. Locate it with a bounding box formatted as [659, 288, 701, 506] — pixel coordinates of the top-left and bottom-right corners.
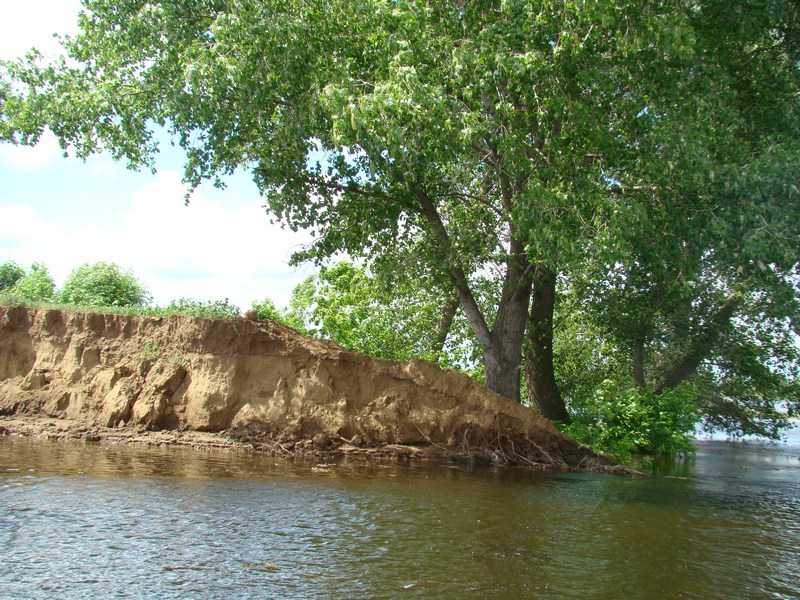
[0, 1, 314, 309]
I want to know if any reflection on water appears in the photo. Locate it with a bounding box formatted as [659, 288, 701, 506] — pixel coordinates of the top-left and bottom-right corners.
[1, 433, 799, 600]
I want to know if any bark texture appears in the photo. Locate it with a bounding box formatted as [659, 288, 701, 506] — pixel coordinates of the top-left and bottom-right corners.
[525, 266, 569, 422]
[416, 190, 532, 401]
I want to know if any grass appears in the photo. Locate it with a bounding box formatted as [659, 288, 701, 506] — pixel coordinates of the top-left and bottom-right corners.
[0, 294, 242, 321]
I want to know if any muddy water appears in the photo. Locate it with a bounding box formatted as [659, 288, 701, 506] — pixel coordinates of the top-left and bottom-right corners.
[1, 432, 799, 600]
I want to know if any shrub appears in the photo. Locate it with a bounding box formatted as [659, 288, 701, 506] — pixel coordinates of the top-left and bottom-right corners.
[7, 263, 55, 301]
[562, 378, 701, 458]
[59, 262, 150, 307]
[0, 261, 25, 291]
[163, 298, 240, 319]
[250, 298, 283, 321]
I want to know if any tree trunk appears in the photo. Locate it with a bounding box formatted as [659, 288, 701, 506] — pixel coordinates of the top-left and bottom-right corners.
[431, 291, 459, 355]
[525, 266, 569, 422]
[484, 277, 531, 402]
[416, 190, 532, 401]
[481, 231, 534, 402]
[632, 336, 646, 389]
[484, 348, 523, 401]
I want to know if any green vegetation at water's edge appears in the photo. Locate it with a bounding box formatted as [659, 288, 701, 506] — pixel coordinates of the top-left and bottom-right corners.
[1, 1, 799, 457]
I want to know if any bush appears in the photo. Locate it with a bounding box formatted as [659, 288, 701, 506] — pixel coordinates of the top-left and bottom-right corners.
[163, 298, 240, 319]
[251, 298, 283, 321]
[59, 262, 150, 307]
[0, 261, 25, 291]
[7, 263, 56, 301]
[562, 378, 701, 458]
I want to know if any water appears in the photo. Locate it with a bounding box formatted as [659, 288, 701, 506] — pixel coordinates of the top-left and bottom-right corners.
[1, 432, 799, 600]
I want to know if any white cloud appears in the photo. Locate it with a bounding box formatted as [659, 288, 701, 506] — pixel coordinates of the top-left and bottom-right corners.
[0, 0, 82, 61]
[0, 171, 314, 308]
[0, 3, 317, 309]
[0, 132, 63, 170]
[0, 1, 83, 170]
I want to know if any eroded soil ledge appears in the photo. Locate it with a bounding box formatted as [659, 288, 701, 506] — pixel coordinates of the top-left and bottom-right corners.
[0, 306, 617, 472]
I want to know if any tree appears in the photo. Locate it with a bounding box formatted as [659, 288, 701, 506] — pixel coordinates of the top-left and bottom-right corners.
[1, 0, 797, 413]
[0, 1, 692, 400]
[8, 263, 55, 302]
[527, 0, 800, 423]
[569, 143, 800, 438]
[59, 262, 150, 307]
[0, 261, 25, 291]
[280, 261, 479, 367]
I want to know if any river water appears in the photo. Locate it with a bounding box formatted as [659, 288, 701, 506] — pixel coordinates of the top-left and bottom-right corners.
[1, 430, 798, 600]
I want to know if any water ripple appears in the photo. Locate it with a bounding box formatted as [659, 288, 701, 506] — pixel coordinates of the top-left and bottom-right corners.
[1, 438, 799, 599]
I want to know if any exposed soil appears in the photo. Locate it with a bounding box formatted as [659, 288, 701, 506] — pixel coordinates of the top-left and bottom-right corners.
[0, 306, 618, 472]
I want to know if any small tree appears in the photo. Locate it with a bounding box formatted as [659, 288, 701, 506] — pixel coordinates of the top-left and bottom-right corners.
[59, 262, 150, 307]
[9, 263, 55, 301]
[164, 298, 240, 319]
[283, 262, 478, 367]
[0, 261, 25, 291]
[250, 298, 284, 322]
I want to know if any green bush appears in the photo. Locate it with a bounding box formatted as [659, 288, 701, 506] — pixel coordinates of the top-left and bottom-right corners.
[0, 261, 25, 291]
[163, 298, 240, 319]
[562, 378, 701, 458]
[59, 262, 150, 307]
[250, 298, 283, 321]
[7, 263, 55, 301]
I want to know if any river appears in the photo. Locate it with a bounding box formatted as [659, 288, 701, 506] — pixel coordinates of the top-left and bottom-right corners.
[1, 429, 799, 600]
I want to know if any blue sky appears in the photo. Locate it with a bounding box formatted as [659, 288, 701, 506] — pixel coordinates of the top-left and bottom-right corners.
[0, 1, 313, 309]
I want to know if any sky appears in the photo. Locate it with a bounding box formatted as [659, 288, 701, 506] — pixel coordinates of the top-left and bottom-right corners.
[0, 1, 314, 309]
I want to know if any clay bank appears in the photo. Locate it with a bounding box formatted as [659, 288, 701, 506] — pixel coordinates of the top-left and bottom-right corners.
[0, 305, 611, 471]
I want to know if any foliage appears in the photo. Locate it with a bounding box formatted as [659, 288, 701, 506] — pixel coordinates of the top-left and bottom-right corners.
[0, 261, 25, 291]
[163, 297, 240, 320]
[58, 262, 150, 307]
[250, 298, 282, 322]
[283, 262, 461, 363]
[249, 298, 303, 330]
[9, 0, 789, 400]
[0, 294, 244, 321]
[554, 280, 799, 451]
[5, 263, 55, 302]
[1, 1, 798, 450]
[562, 379, 701, 458]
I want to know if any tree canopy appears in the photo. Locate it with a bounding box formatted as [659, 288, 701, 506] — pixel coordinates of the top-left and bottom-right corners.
[59, 262, 151, 307]
[0, 261, 25, 291]
[4, 263, 56, 302]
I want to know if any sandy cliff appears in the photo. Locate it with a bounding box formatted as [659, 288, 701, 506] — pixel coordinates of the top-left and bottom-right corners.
[0, 305, 606, 470]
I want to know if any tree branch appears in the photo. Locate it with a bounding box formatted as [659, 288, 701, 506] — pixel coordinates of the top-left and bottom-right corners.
[431, 289, 459, 355]
[415, 190, 493, 350]
[655, 293, 741, 395]
[632, 336, 646, 389]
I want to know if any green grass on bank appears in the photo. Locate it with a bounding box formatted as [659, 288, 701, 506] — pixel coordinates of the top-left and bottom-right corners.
[0, 294, 242, 321]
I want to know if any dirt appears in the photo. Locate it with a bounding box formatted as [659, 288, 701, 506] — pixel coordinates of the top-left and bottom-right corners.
[0, 305, 618, 472]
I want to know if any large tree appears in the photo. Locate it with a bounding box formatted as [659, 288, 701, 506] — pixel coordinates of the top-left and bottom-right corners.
[1, 0, 797, 408]
[524, 0, 800, 421]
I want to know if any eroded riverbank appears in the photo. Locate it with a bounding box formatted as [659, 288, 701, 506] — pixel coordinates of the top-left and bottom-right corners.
[0, 415, 631, 474]
[0, 306, 609, 471]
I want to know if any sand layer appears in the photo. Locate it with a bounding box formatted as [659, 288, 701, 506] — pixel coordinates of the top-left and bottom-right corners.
[0, 306, 612, 471]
